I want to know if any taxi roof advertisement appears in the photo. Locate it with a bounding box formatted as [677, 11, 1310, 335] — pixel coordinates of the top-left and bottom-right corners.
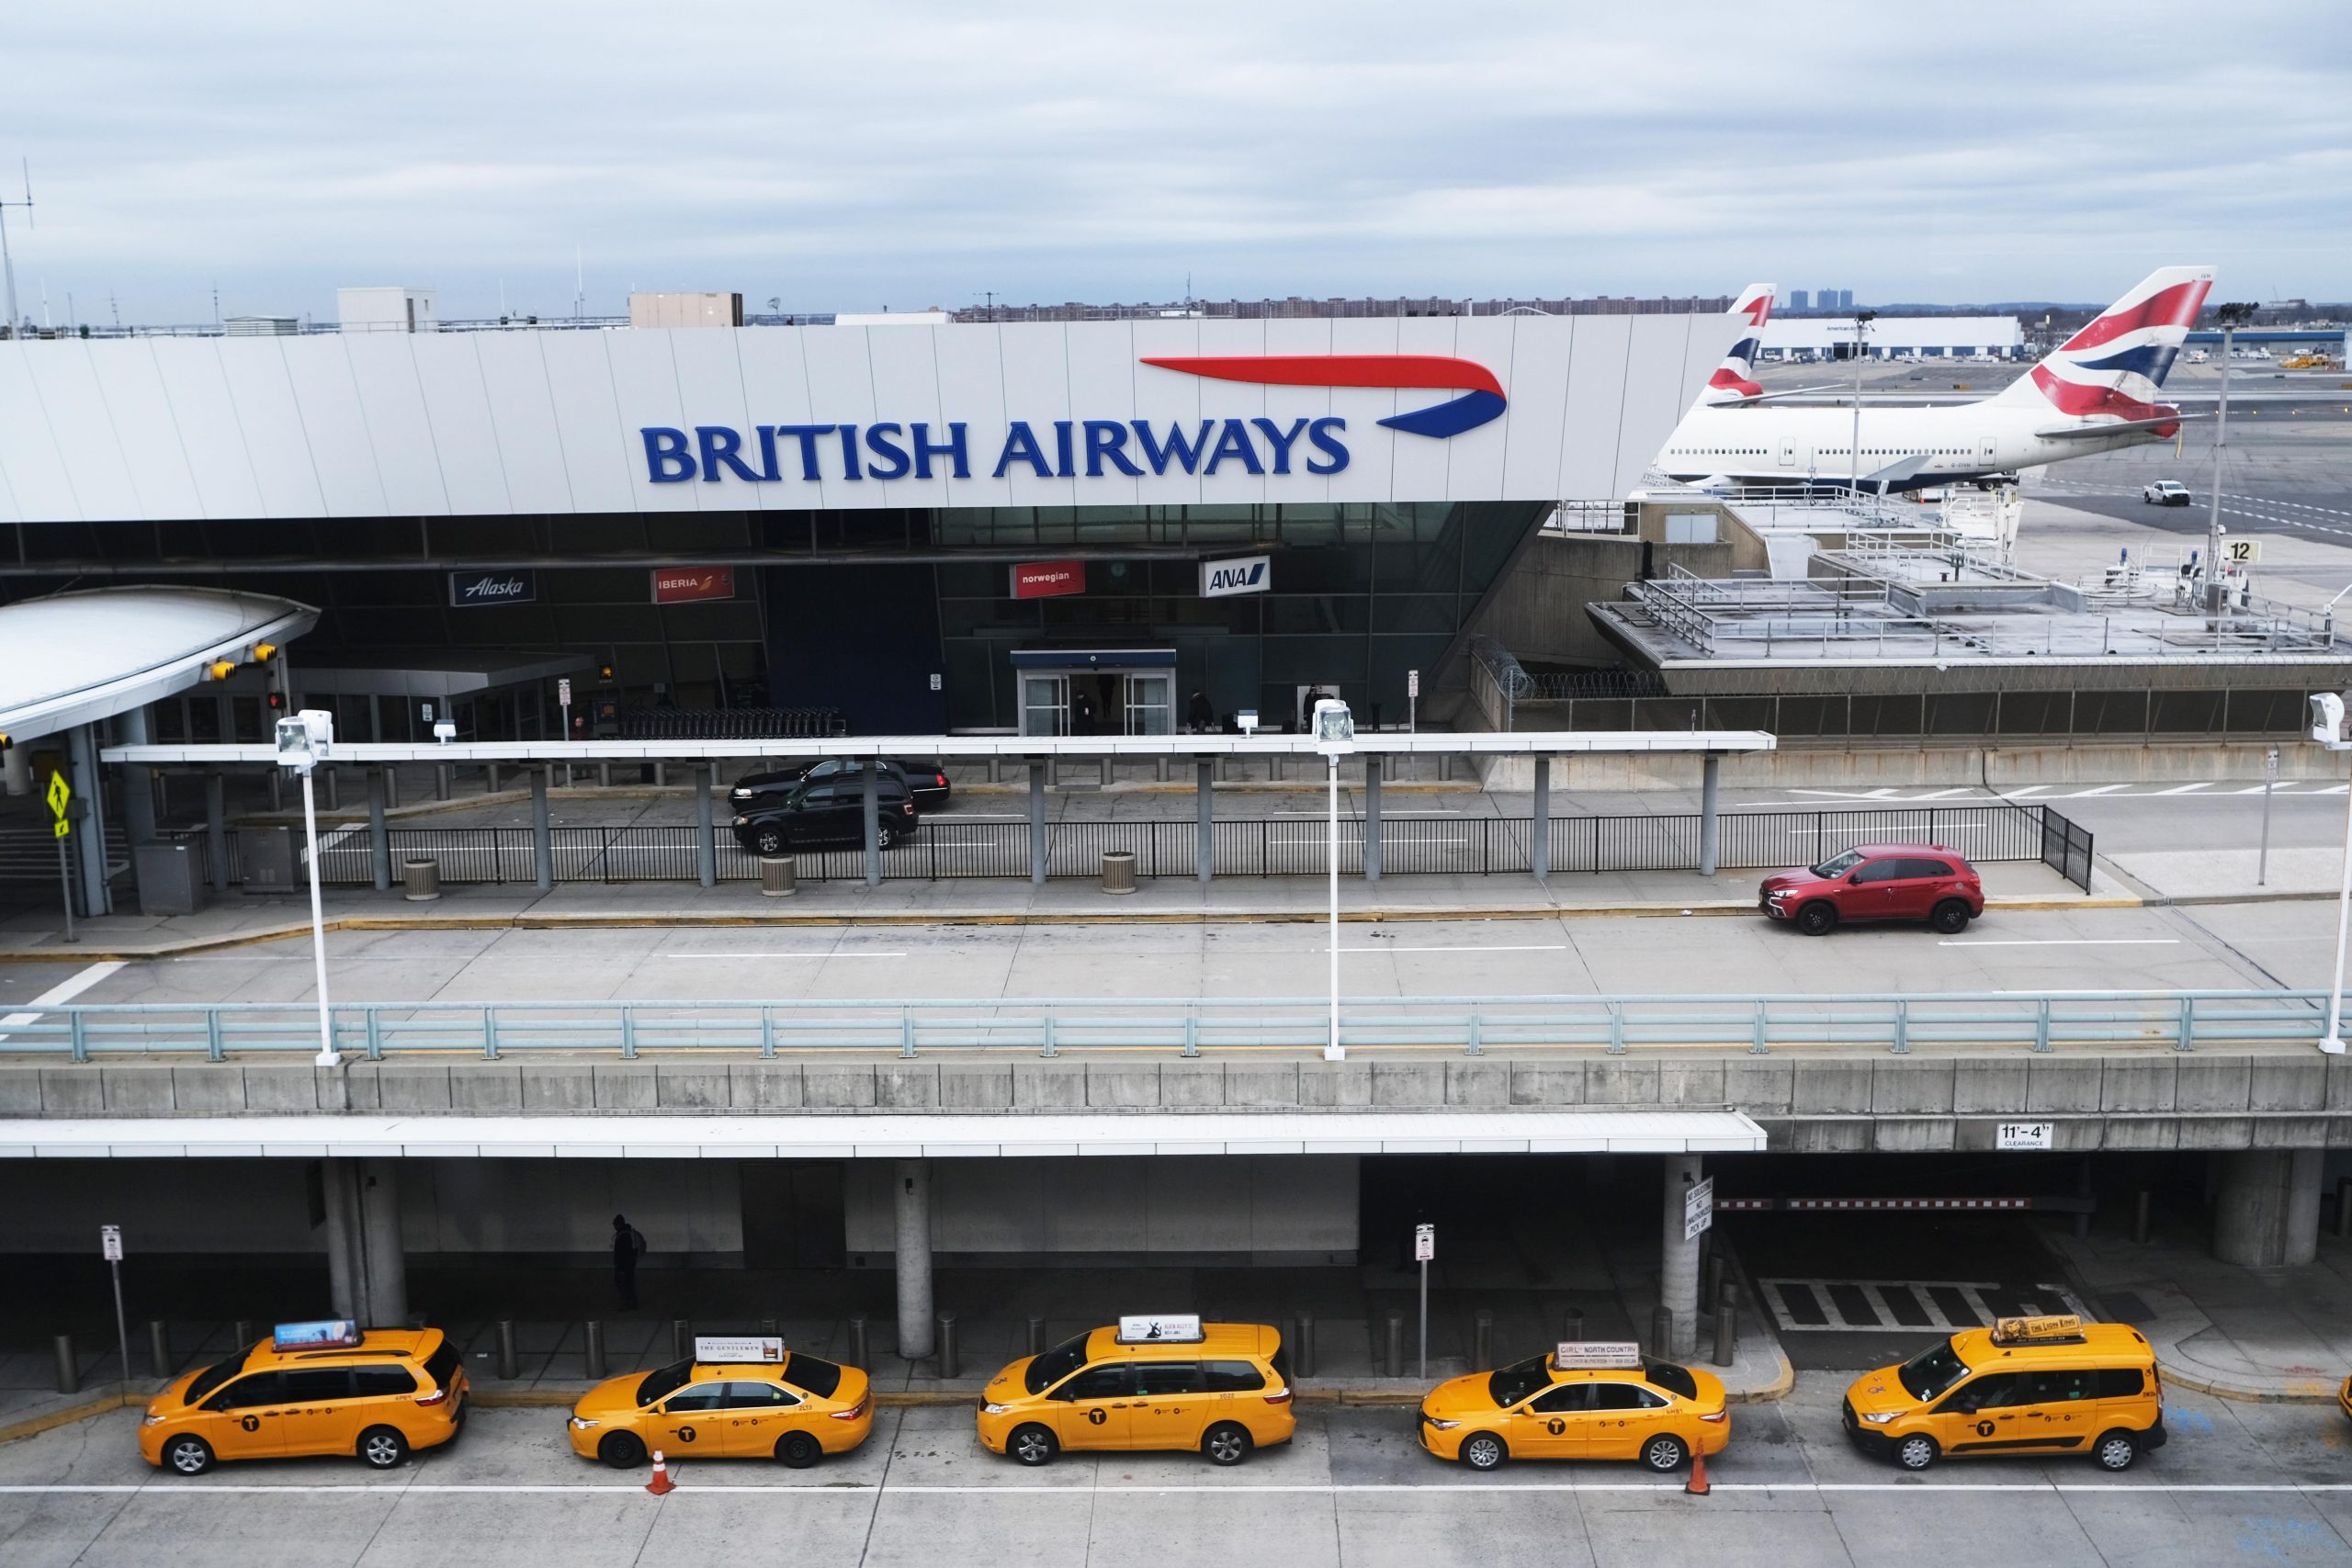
[0, 316, 1736, 525]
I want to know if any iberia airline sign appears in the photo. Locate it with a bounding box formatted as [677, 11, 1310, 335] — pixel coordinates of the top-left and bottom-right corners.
[639, 355, 1505, 488]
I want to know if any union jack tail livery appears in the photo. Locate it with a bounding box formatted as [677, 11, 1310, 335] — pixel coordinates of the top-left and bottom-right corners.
[1699, 283, 1776, 404]
[1992, 265, 2213, 433]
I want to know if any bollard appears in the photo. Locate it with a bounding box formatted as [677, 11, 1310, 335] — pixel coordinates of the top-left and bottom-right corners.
[672, 1318, 692, 1363]
[1649, 1304, 1674, 1360]
[848, 1314, 869, 1370]
[148, 1319, 171, 1381]
[584, 1320, 607, 1378]
[52, 1335, 77, 1395]
[2337, 1179, 2352, 1240]
[1562, 1306, 1585, 1345]
[1292, 1313, 1316, 1381]
[1027, 1315, 1046, 1357]
[1713, 1287, 1738, 1369]
[2134, 1190, 2154, 1245]
[936, 1313, 959, 1381]
[1702, 1252, 1724, 1313]
[495, 1319, 519, 1382]
[1472, 1309, 1494, 1370]
[1383, 1308, 1404, 1379]
[232, 1320, 254, 1350]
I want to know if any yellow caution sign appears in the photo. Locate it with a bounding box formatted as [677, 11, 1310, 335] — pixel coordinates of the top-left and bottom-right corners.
[45, 772, 70, 820]
[53, 818, 70, 839]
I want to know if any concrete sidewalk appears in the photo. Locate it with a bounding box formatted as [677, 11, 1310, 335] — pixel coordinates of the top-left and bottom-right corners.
[0, 860, 2120, 961]
[2052, 1220, 2352, 1404]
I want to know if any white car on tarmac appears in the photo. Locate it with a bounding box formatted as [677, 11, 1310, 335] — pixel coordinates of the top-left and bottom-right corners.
[2143, 480, 2191, 506]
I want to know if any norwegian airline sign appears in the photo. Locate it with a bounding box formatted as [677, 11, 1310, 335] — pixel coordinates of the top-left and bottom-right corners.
[638, 355, 1498, 487]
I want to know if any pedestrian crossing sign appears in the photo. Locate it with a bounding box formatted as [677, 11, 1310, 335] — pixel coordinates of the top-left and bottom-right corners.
[53, 818, 69, 839]
[45, 773, 69, 819]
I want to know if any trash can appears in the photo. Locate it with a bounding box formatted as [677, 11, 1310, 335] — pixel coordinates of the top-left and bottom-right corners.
[1101, 850, 1137, 895]
[760, 855, 797, 897]
[401, 856, 441, 901]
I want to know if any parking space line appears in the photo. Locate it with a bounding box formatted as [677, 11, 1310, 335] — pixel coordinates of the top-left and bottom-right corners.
[661, 953, 909, 960]
[1939, 939, 2179, 947]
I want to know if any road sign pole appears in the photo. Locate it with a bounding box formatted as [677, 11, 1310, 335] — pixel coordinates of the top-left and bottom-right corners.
[2258, 746, 2278, 886]
[103, 1226, 130, 1401]
[1418, 1258, 1428, 1381]
[55, 831, 75, 943]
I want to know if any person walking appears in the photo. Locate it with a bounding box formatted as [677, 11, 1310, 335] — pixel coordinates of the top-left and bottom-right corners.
[1186, 690, 1214, 733]
[612, 1213, 647, 1310]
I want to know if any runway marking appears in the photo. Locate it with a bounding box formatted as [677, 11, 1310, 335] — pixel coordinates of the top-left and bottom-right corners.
[1940, 939, 2179, 948]
[0, 961, 128, 1038]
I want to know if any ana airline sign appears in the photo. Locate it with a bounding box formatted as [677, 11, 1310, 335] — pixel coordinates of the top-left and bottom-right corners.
[1200, 555, 1271, 597]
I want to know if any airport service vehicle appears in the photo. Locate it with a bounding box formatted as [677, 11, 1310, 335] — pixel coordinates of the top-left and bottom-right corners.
[141, 1321, 467, 1475]
[1658, 266, 2213, 492]
[731, 773, 921, 853]
[1758, 844, 1984, 936]
[731, 758, 949, 809]
[1419, 1343, 1727, 1472]
[2143, 480, 2192, 505]
[570, 1338, 871, 1467]
[1843, 1315, 2164, 1472]
[978, 1316, 1294, 1467]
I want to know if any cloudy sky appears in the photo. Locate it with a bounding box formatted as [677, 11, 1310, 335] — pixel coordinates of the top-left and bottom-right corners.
[10, 0, 2349, 325]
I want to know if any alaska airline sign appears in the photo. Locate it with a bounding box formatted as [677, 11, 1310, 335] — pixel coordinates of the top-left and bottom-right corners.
[639, 355, 1507, 486]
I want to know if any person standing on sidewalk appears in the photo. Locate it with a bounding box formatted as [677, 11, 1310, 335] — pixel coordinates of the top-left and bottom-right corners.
[612, 1214, 647, 1310]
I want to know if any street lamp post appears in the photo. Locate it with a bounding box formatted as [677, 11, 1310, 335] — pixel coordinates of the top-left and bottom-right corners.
[2310, 693, 2352, 1055]
[1312, 698, 1357, 1062]
[2206, 303, 2258, 616]
[276, 710, 340, 1066]
[1847, 310, 1876, 493]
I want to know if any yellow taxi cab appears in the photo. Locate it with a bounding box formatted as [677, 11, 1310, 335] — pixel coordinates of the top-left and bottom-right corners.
[2337, 1373, 2350, 1425]
[1843, 1314, 2164, 1472]
[1418, 1341, 1728, 1472]
[977, 1314, 1294, 1467]
[140, 1320, 468, 1475]
[569, 1336, 871, 1468]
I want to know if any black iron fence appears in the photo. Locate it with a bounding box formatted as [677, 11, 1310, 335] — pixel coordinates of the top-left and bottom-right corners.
[182, 802, 2092, 891]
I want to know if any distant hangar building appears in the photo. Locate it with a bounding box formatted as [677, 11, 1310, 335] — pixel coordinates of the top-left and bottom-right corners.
[1759, 315, 2024, 360]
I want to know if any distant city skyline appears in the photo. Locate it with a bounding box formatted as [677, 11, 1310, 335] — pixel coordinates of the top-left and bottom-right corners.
[7, 0, 2347, 327]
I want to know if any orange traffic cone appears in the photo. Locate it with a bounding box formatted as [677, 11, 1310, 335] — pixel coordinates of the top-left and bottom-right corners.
[1685, 1448, 1710, 1496]
[646, 1449, 675, 1495]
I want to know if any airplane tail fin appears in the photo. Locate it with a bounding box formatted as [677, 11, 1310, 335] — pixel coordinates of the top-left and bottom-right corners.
[1990, 265, 2214, 422]
[1698, 283, 1775, 403]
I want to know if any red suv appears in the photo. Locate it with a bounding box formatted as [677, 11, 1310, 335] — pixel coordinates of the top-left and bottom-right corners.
[1759, 843, 1984, 936]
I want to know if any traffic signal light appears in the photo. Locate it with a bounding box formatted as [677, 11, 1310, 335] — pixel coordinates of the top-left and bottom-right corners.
[266, 691, 284, 711]
[253, 643, 277, 663]
[205, 660, 236, 682]
[598, 661, 616, 682]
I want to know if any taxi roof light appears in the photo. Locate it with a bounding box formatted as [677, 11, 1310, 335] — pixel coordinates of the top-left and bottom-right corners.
[1989, 1313, 2086, 1346]
[1114, 1314, 1205, 1344]
[1555, 1340, 1644, 1371]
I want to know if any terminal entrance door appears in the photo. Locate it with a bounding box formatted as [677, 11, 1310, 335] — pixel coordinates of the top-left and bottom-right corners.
[1014, 651, 1177, 737]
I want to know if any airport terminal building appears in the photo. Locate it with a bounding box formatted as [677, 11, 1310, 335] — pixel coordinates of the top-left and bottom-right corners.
[0, 307, 1736, 740]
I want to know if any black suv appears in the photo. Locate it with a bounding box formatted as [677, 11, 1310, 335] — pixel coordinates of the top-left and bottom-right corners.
[732, 773, 922, 854]
[729, 759, 949, 810]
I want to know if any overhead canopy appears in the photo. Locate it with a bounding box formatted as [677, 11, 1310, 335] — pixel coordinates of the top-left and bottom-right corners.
[288, 649, 594, 700]
[0, 1110, 1768, 1159]
[0, 586, 316, 740]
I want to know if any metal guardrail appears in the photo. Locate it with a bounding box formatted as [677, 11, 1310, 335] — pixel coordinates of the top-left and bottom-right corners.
[169, 802, 2094, 890]
[0, 990, 2338, 1061]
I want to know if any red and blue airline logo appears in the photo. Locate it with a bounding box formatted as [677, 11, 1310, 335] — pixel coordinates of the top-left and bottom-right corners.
[1140, 355, 1508, 438]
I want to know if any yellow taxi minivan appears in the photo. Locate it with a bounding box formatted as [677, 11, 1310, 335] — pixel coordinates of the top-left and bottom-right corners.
[569, 1337, 872, 1468]
[1418, 1342, 1728, 1472]
[141, 1320, 468, 1475]
[1843, 1314, 2164, 1472]
[978, 1315, 1294, 1467]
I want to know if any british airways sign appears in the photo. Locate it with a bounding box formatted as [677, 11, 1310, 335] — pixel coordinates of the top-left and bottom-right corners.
[639, 355, 1502, 487]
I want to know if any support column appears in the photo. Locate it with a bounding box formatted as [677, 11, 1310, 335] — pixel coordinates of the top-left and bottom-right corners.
[696, 764, 718, 889]
[119, 709, 156, 847]
[206, 773, 231, 897]
[367, 770, 391, 892]
[65, 724, 112, 918]
[357, 1159, 408, 1329]
[2212, 1149, 2324, 1268]
[894, 1159, 935, 1360]
[1529, 753, 1551, 880]
[1195, 760, 1215, 884]
[533, 768, 555, 893]
[1698, 755, 1722, 878]
[1363, 753, 1383, 882]
[1660, 1155, 1702, 1359]
[861, 761, 881, 888]
[322, 1157, 362, 1322]
[1028, 762, 1047, 886]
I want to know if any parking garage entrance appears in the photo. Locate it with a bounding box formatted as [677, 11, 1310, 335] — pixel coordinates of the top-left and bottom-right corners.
[1013, 649, 1178, 737]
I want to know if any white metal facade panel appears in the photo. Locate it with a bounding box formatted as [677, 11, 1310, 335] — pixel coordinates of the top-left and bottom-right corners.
[0, 313, 1742, 523]
[147, 339, 268, 520]
[277, 339, 390, 517]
